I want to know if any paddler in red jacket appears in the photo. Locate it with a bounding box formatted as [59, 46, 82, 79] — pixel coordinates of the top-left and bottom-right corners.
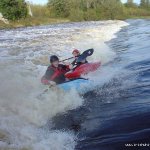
[41, 55, 70, 85]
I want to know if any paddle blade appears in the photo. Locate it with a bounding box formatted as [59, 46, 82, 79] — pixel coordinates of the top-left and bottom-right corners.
[77, 49, 94, 63]
[83, 48, 94, 56]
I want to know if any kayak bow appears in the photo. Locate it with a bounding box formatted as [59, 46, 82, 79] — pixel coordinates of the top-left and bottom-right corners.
[65, 61, 101, 79]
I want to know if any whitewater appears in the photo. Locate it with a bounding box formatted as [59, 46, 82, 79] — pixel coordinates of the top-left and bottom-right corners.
[0, 20, 128, 150]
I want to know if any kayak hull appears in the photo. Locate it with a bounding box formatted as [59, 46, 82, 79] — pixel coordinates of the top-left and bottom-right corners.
[58, 79, 92, 93]
[65, 62, 101, 79]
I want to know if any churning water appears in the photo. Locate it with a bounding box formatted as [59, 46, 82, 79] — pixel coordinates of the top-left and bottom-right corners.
[0, 19, 150, 150]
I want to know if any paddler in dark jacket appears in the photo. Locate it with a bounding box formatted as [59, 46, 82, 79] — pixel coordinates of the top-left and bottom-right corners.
[41, 55, 70, 85]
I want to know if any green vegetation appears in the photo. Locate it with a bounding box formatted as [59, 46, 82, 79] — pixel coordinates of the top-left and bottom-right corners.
[48, 0, 124, 20]
[0, 17, 69, 28]
[0, 0, 150, 29]
[0, 4, 69, 29]
[0, 0, 28, 20]
[123, 0, 150, 18]
[48, 0, 150, 21]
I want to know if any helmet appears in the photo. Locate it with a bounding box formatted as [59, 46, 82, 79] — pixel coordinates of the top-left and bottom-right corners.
[72, 49, 80, 54]
[50, 55, 59, 63]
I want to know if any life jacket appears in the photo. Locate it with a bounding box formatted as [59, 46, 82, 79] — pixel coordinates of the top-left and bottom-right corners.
[72, 56, 88, 66]
[71, 56, 79, 66]
[41, 64, 70, 85]
[71, 58, 88, 71]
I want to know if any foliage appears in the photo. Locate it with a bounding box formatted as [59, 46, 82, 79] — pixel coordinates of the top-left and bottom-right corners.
[124, 7, 150, 17]
[47, 0, 150, 21]
[48, 0, 70, 17]
[69, 8, 84, 21]
[0, 0, 28, 21]
[140, 0, 150, 9]
[97, 0, 124, 20]
[1, 0, 150, 28]
[48, 0, 125, 21]
[30, 4, 50, 18]
[125, 0, 137, 8]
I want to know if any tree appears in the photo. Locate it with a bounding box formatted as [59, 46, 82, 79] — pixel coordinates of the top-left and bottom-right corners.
[146, 0, 150, 8]
[125, 0, 137, 7]
[97, 0, 124, 19]
[0, 0, 28, 21]
[48, 0, 70, 17]
[140, 0, 150, 8]
[140, 0, 146, 7]
[47, 0, 150, 21]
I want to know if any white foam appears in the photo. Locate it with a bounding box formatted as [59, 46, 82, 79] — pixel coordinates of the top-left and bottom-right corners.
[0, 68, 81, 149]
[0, 20, 128, 150]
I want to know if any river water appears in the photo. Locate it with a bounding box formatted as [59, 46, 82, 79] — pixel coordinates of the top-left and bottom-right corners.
[0, 19, 150, 150]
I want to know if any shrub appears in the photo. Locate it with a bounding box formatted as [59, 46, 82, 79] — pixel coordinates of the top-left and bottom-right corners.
[0, 0, 28, 21]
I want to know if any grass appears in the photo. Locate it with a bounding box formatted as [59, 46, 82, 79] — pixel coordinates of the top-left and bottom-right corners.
[0, 13, 150, 29]
[1, 3, 150, 29]
[1, 15, 150, 30]
[0, 17, 69, 29]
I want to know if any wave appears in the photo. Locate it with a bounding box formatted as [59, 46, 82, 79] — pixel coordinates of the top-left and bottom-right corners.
[0, 20, 128, 150]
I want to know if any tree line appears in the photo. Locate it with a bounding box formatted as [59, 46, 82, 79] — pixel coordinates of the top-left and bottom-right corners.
[126, 0, 150, 8]
[0, 0, 150, 21]
[48, 0, 150, 20]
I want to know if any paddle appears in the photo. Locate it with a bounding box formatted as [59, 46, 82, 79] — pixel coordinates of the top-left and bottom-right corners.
[76, 48, 94, 63]
[37, 85, 54, 99]
[60, 57, 74, 62]
[60, 48, 94, 62]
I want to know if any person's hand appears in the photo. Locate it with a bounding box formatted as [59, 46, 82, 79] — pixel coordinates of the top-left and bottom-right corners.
[69, 64, 73, 69]
[63, 61, 70, 66]
[48, 81, 56, 86]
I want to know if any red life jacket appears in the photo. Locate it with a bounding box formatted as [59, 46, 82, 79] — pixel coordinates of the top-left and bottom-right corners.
[41, 64, 69, 85]
[50, 65, 65, 80]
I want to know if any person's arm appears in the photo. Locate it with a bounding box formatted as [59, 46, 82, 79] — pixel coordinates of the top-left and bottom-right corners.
[45, 67, 53, 80]
[45, 66, 56, 85]
[71, 59, 76, 66]
[60, 64, 70, 72]
[48, 80, 56, 86]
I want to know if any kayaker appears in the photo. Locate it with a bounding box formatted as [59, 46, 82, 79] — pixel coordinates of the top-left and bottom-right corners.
[71, 49, 81, 66]
[41, 55, 70, 85]
[71, 49, 88, 69]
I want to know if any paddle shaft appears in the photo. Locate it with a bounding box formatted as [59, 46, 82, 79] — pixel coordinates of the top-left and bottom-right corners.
[60, 48, 94, 62]
[60, 56, 75, 62]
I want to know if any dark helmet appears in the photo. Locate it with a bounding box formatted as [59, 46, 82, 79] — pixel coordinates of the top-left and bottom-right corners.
[50, 55, 59, 63]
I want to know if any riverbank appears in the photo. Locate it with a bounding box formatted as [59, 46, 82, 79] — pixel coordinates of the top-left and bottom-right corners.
[0, 17, 69, 29]
[0, 16, 150, 29]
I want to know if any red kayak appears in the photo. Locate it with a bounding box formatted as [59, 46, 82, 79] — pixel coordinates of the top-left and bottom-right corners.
[65, 62, 101, 79]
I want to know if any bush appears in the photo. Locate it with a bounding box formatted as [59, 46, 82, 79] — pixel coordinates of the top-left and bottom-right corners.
[48, 0, 125, 20]
[48, 0, 70, 17]
[0, 0, 28, 21]
[84, 9, 98, 21]
[124, 7, 150, 17]
[69, 9, 84, 21]
[98, 0, 124, 20]
[30, 4, 49, 18]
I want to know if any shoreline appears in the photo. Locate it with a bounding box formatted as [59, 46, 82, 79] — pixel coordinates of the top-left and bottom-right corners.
[0, 17, 70, 30]
[0, 16, 150, 30]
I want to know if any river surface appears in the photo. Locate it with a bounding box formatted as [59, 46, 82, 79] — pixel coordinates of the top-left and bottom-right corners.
[0, 19, 150, 150]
